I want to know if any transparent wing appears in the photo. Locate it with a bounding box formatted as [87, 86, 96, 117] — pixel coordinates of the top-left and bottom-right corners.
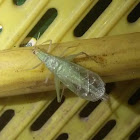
[56, 62, 106, 102]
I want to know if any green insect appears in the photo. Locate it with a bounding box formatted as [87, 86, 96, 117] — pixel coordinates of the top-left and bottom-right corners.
[31, 41, 107, 102]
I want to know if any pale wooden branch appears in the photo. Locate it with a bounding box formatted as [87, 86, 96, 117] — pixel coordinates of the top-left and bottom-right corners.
[0, 33, 140, 97]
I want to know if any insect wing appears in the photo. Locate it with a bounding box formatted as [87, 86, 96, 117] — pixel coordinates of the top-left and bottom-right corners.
[57, 62, 105, 102]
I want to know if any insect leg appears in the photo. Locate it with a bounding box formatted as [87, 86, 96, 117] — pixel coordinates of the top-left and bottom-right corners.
[54, 76, 62, 102]
[23, 62, 43, 71]
[31, 62, 43, 69]
[44, 71, 53, 83]
[61, 86, 65, 99]
[41, 40, 52, 53]
[59, 46, 78, 57]
[64, 52, 90, 61]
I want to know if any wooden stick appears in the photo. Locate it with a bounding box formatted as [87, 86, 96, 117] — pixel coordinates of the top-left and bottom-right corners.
[0, 33, 140, 97]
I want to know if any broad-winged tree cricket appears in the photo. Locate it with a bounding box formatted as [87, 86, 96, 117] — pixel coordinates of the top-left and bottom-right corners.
[26, 38, 107, 103]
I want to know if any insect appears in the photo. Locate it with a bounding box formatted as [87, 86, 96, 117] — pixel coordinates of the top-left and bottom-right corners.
[31, 40, 107, 102]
